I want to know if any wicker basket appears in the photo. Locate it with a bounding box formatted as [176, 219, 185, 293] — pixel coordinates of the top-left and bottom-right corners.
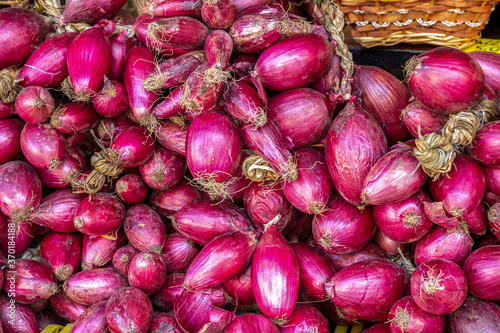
[338, 0, 499, 49]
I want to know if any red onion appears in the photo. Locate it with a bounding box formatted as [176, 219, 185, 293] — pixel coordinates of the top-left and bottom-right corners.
[278, 304, 329, 333]
[32, 189, 82, 233]
[124, 204, 167, 253]
[489, 202, 500, 238]
[325, 102, 388, 207]
[0, 293, 38, 333]
[91, 78, 128, 118]
[40, 232, 81, 281]
[388, 296, 446, 332]
[401, 101, 449, 138]
[107, 30, 135, 82]
[0, 118, 22, 166]
[74, 193, 125, 236]
[0, 100, 15, 118]
[484, 165, 500, 197]
[140, 145, 185, 190]
[354, 65, 412, 145]
[149, 179, 201, 217]
[0, 161, 41, 221]
[160, 234, 199, 272]
[411, 258, 467, 315]
[313, 194, 376, 254]
[128, 251, 166, 295]
[96, 117, 135, 150]
[67, 27, 111, 99]
[290, 242, 335, 301]
[233, 0, 272, 11]
[150, 312, 183, 333]
[405, 47, 485, 114]
[184, 230, 258, 290]
[152, 85, 185, 120]
[224, 313, 279, 333]
[230, 53, 258, 77]
[451, 201, 488, 234]
[15, 86, 54, 124]
[325, 259, 409, 321]
[105, 287, 153, 333]
[361, 147, 427, 206]
[108, 126, 156, 168]
[252, 224, 299, 322]
[81, 230, 127, 270]
[151, 273, 185, 311]
[0, 8, 47, 69]
[50, 291, 88, 322]
[60, 0, 127, 24]
[2, 259, 56, 304]
[221, 80, 266, 128]
[202, 0, 237, 30]
[112, 245, 139, 277]
[33, 150, 82, 189]
[114, 174, 146, 205]
[205, 30, 232, 70]
[173, 200, 253, 246]
[253, 33, 333, 90]
[468, 120, 500, 166]
[20, 122, 67, 169]
[373, 190, 433, 243]
[153, 0, 203, 18]
[462, 245, 500, 300]
[63, 268, 129, 306]
[446, 295, 500, 332]
[311, 53, 343, 95]
[50, 102, 100, 135]
[322, 242, 387, 272]
[372, 230, 410, 258]
[469, 51, 500, 94]
[71, 301, 109, 333]
[224, 265, 255, 305]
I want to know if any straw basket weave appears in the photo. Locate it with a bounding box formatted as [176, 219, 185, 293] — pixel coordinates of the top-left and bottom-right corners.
[338, 0, 499, 49]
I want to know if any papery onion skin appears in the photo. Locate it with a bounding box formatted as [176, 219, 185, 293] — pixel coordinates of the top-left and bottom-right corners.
[74, 193, 126, 236]
[50, 102, 100, 135]
[71, 301, 110, 333]
[20, 122, 67, 169]
[321, 242, 387, 272]
[410, 258, 467, 315]
[156, 120, 188, 157]
[446, 295, 500, 332]
[149, 179, 202, 217]
[116, 173, 148, 205]
[81, 230, 127, 270]
[140, 145, 186, 190]
[468, 120, 500, 167]
[32, 189, 82, 233]
[160, 233, 199, 273]
[60, 0, 127, 24]
[128, 251, 166, 295]
[224, 265, 255, 305]
[278, 304, 329, 333]
[40, 232, 81, 281]
[221, 80, 266, 128]
[50, 291, 88, 322]
[224, 313, 279, 333]
[228, 13, 283, 54]
[112, 245, 140, 277]
[109, 126, 156, 168]
[105, 287, 153, 333]
[153, 86, 185, 120]
[201, 0, 237, 30]
[469, 51, 500, 94]
[124, 204, 167, 253]
[0, 293, 39, 333]
[0, 118, 23, 165]
[91, 78, 129, 118]
[15, 86, 55, 124]
[462, 245, 500, 301]
[325, 102, 388, 206]
[401, 101, 449, 138]
[388, 296, 446, 333]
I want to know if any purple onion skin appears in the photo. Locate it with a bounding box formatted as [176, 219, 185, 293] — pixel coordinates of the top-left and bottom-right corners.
[0, 119, 22, 165]
[401, 101, 448, 138]
[20, 122, 67, 170]
[112, 245, 139, 277]
[322, 242, 387, 272]
[373, 229, 410, 258]
[91, 78, 129, 118]
[361, 147, 427, 206]
[149, 179, 202, 217]
[224, 265, 255, 305]
[222, 313, 280, 333]
[152, 85, 185, 120]
[0, 215, 35, 257]
[354, 65, 412, 145]
[154, 118, 187, 152]
[278, 304, 329, 333]
[447, 296, 500, 332]
[325, 102, 388, 206]
[32, 189, 82, 233]
[388, 296, 445, 333]
[153, 0, 203, 18]
[151, 50, 206, 90]
[71, 301, 110, 333]
[411, 258, 468, 315]
[140, 145, 185, 190]
[406, 47, 485, 114]
[150, 312, 183, 333]
[221, 80, 266, 128]
[40, 232, 81, 281]
[15, 86, 54, 124]
[50, 291, 88, 322]
[0, 293, 38, 333]
[74, 192, 126, 236]
[252, 225, 299, 322]
[128, 251, 166, 296]
[107, 30, 135, 82]
[325, 259, 409, 321]
[0, 8, 47, 69]
[202, 0, 237, 30]
[123, 204, 167, 253]
[160, 233, 199, 272]
[116, 173, 148, 205]
[151, 273, 185, 311]
[313, 194, 376, 255]
[50, 102, 100, 135]
[463, 245, 500, 301]
[60, 0, 127, 24]
[63, 268, 129, 306]
[468, 120, 500, 167]
[484, 165, 500, 197]
[81, 229, 127, 270]
[414, 225, 472, 267]
[254, 33, 333, 91]
[228, 13, 283, 54]
[469, 51, 500, 94]
[173, 200, 253, 246]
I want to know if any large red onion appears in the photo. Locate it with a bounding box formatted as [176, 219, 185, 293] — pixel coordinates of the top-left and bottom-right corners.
[50, 102, 100, 135]
[32, 189, 82, 233]
[107, 30, 135, 82]
[462, 245, 500, 300]
[20, 122, 67, 169]
[221, 80, 266, 128]
[405, 47, 485, 114]
[279, 304, 329, 333]
[446, 296, 500, 332]
[50, 291, 88, 322]
[149, 180, 202, 218]
[150, 312, 183, 333]
[159, 233, 199, 272]
[40, 232, 81, 281]
[325, 259, 409, 321]
[15, 86, 54, 124]
[224, 265, 255, 305]
[322, 242, 387, 272]
[468, 120, 500, 167]
[388, 296, 445, 332]
[224, 313, 279, 333]
[401, 101, 448, 138]
[123, 204, 166, 253]
[105, 287, 153, 333]
[60, 0, 127, 24]
[63, 268, 129, 306]
[127, 251, 166, 295]
[469, 51, 500, 94]
[140, 145, 185, 190]
[325, 102, 388, 206]
[71, 301, 109, 333]
[411, 258, 467, 315]
[0, 293, 38, 333]
[81, 230, 127, 270]
[74, 192, 126, 236]
[252, 224, 299, 323]
[112, 245, 139, 277]
[116, 173, 148, 205]
[0, 118, 22, 165]
[313, 194, 376, 254]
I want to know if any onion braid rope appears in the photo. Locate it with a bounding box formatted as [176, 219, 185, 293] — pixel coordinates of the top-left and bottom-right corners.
[409, 99, 500, 180]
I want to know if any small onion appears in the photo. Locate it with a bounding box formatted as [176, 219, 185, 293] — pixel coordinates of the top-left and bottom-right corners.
[20, 122, 67, 169]
[15, 86, 55, 124]
[468, 120, 500, 167]
[128, 251, 166, 295]
[50, 291, 88, 322]
[462, 245, 500, 301]
[224, 265, 255, 305]
[387, 296, 446, 333]
[108, 126, 156, 168]
[50, 102, 100, 135]
[116, 173, 148, 204]
[140, 145, 186, 190]
[401, 101, 448, 138]
[160, 233, 199, 273]
[0, 293, 38, 333]
[40, 232, 81, 281]
[123, 204, 167, 253]
[33, 149, 83, 189]
[201, 0, 237, 30]
[112, 245, 140, 277]
[81, 230, 127, 270]
[156, 120, 188, 156]
[91, 78, 129, 118]
[221, 80, 267, 128]
[105, 287, 153, 333]
[149, 179, 202, 218]
[74, 193, 126, 236]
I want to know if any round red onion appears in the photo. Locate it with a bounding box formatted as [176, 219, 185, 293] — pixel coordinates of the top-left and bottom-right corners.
[81, 230, 127, 270]
[149, 179, 201, 218]
[372, 229, 410, 258]
[325, 259, 409, 321]
[150, 312, 183, 333]
[20, 122, 67, 169]
[278, 304, 329, 333]
[140, 145, 185, 190]
[50, 102, 100, 135]
[159, 234, 199, 272]
[91, 78, 128, 118]
[50, 291, 88, 322]
[15, 86, 54, 124]
[40, 232, 81, 281]
[411, 258, 467, 315]
[446, 295, 500, 332]
[401, 101, 449, 138]
[221, 80, 266, 128]
[469, 51, 500, 94]
[127, 251, 166, 295]
[32, 189, 82, 233]
[221, 313, 279, 333]
[0, 118, 22, 165]
[252, 224, 299, 322]
[108, 126, 156, 168]
[313, 194, 376, 254]
[0, 293, 38, 333]
[71, 301, 109, 333]
[405, 47, 485, 114]
[105, 287, 153, 333]
[202, 0, 237, 30]
[123, 204, 167, 253]
[462, 245, 500, 300]
[115, 173, 147, 205]
[388, 296, 446, 332]
[112, 245, 139, 277]
[322, 242, 387, 272]
[224, 265, 255, 305]
[325, 102, 388, 207]
[468, 120, 500, 167]
[74, 193, 126, 236]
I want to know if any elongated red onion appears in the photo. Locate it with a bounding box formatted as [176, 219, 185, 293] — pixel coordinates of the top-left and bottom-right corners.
[325, 259, 409, 321]
[405, 47, 485, 114]
[446, 295, 500, 332]
[361, 146, 427, 206]
[108, 126, 156, 168]
[411, 258, 467, 315]
[159, 234, 199, 272]
[205, 30, 233, 71]
[202, 0, 237, 30]
[153, 85, 186, 120]
[484, 165, 500, 196]
[60, 0, 127, 24]
[71, 301, 109, 333]
[313, 194, 376, 254]
[91, 78, 128, 118]
[224, 265, 255, 305]
[325, 102, 388, 206]
[15, 86, 54, 124]
[106, 30, 135, 82]
[21, 122, 67, 169]
[173, 200, 253, 246]
[149, 179, 201, 218]
[222, 81, 266, 128]
[0, 293, 38, 333]
[0, 118, 22, 165]
[252, 224, 299, 322]
[124, 204, 166, 253]
[105, 287, 153, 333]
[388, 296, 446, 332]
[469, 51, 500, 94]
[33, 149, 83, 189]
[63, 268, 129, 306]
[32, 189, 82, 233]
[322, 242, 387, 273]
[112, 245, 139, 277]
[40, 232, 81, 281]
[74, 193, 125, 236]
[0, 215, 35, 258]
[50, 102, 100, 135]
[462, 245, 500, 300]
[128, 251, 166, 295]
[50, 291, 88, 322]
[223, 313, 279, 333]
[279, 304, 329, 333]
[468, 120, 500, 166]
[140, 145, 185, 190]
[81, 230, 126, 270]
[150, 312, 183, 333]
[153, 0, 202, 18]
[354, 65, 412, 145]
[401, 101, 448, 138]
[115, 174, 147, 205]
